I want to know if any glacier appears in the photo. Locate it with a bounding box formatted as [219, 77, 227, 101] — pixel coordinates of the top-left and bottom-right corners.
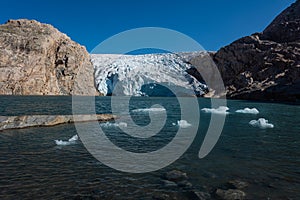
[91, 52, 208, 96]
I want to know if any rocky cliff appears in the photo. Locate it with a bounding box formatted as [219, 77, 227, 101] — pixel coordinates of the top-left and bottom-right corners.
[211, 1, 300, 101]
[0, 19, 97, 95]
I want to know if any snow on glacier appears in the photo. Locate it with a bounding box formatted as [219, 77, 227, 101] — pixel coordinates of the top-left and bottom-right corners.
[91, 53, 208, 96]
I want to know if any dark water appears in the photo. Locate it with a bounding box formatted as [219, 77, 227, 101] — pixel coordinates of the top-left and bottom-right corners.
[0, 96, 300, 199]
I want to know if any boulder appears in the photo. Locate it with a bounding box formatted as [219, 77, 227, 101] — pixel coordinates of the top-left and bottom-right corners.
[186, 190, 211, 200]
[164, 170, 188, 183]
[215, 189, 246, 200]
[227, 180, 249, 190]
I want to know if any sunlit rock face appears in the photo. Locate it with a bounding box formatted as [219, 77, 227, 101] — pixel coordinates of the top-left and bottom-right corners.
[0, 19, 97, 95]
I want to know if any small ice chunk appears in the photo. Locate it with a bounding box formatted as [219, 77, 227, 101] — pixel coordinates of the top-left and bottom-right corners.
[249, 118, 274, 129]
[68, 134, 78, 142]
[55, 134, 78, 146]
[236, 108, 259, 114]
[100, 122, 128, 128]
[132, 107, 166, 113]
[177, 120, 192, 128]
[55, 140, 71, 146]
[201, 106, 229, 115]
[118, 122, 128, 128]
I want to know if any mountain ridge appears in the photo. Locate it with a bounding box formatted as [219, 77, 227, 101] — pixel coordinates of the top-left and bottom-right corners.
[209, 0, 300, 101]
[0, 1, 299, 101]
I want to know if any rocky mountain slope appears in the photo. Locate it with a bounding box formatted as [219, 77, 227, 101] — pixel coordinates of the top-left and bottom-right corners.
[210, 0, 300, 101]
[0, 19, 97, 95]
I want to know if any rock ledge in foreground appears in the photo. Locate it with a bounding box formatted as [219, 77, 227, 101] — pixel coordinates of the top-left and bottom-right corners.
[0, 114, 115, 131]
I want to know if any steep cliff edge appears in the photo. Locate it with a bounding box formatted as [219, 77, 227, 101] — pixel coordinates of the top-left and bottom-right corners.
[0, 19, 97, 95]
[211, 1, 300, 101]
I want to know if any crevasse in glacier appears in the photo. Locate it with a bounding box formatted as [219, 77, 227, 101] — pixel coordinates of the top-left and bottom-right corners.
[91, 52, 208, 96]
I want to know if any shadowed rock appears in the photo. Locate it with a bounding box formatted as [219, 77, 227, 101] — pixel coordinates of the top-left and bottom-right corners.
[215, 189, 246, 200]
[191, 1, 300, 102]
[164, 170, 188, 183]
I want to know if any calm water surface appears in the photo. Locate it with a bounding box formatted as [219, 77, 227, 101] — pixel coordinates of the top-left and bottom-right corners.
[0, 96, 299, 199]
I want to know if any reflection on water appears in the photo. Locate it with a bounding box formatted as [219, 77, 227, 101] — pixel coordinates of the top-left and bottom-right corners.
[0, 96, 300, 199]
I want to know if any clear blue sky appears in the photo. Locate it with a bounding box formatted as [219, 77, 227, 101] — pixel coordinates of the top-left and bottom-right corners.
[0, 0, 295, 52]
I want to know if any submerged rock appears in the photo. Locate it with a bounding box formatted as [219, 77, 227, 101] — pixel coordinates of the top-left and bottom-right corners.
[160, 180, 178, 188]
[186, 190, 211, 200]
[177, 180, 193, 189]
[164, 170, 188, 183]
[215, 189, 246, 200]
[227, 180, 249, 190]
[152, 193, 171, 200]
[0, 19, 98, 95]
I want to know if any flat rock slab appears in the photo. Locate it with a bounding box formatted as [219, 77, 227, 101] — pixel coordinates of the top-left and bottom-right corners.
[0, 114, 116, 131]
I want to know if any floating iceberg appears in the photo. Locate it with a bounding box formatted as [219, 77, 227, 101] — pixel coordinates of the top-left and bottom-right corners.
[131, 107, 166, 113]
[236, 108, 259, 114]
[201, 106, 229, 115]
[177, 120, 192, 128]
[55, 134, 78, 146]
[100, 122, 128, 128]
[249, 118, 274, 129]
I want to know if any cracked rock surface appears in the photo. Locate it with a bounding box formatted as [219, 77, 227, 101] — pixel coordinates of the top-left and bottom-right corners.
[0, 19, 97, 95]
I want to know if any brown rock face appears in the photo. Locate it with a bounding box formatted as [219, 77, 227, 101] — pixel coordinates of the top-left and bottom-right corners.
[0, 19, 98, 95]
[212, 1, 300, 101]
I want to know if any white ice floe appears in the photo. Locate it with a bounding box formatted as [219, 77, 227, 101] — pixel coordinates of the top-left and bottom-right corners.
[55, 134, 78, 146]
[249, 118, 274, 129]
[131, 107, 166, 113]
[236, 108, 259, 114]
[177, 120, 192, 128]
[201, 106, 230, 115]
[100, 122, 128, 128]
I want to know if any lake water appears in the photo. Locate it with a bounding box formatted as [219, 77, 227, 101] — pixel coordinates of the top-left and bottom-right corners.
[0, 96, 299, 199]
